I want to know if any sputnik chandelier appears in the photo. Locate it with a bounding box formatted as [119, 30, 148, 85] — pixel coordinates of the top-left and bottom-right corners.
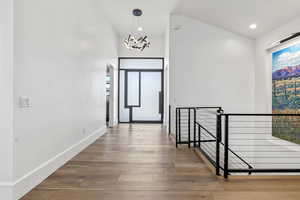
[124, 9, 150, 51]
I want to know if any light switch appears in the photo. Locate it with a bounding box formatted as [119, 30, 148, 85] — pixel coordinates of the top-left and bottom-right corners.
[19, 96, 31, 108]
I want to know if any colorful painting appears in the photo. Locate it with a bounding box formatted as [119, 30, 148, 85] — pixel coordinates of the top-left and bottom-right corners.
[272, 43, 300, 144]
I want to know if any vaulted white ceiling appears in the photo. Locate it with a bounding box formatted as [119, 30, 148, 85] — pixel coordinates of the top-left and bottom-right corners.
[176, 0, 300, 38]
[98, 0, 300, 38]
[97, 0, 179, 37]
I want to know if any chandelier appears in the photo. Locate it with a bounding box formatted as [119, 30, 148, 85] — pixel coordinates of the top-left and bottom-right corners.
[124, 9, 150, 51]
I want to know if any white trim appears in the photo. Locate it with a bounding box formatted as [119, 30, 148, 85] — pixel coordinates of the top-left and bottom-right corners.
[13, 126, 107, 200]
[113, 119, 118, 126]
[269, 38, 300, 53]
[266, 34, 300, 51]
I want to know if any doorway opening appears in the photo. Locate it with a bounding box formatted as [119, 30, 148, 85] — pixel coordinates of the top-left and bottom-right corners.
[106, 64, 115, 127]
[118, 57, 164, 123]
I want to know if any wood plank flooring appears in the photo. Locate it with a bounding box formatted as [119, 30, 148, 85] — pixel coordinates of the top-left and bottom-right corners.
[21, 124, 300, 200]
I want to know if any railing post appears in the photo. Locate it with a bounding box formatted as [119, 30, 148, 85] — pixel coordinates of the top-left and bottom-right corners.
[188, 108, 191, 148]
[175, 108, 178, 148]
[216, 108, 222, 176]
[198, 124, 201, 148]
[179, 108, 181, 145]
[193, 108, 196, 147]
[224, 114, 229, 179]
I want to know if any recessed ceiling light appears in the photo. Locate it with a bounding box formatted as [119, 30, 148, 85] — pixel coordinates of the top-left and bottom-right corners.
[137, 27, 143, 32]
[249, 24, 257, 30]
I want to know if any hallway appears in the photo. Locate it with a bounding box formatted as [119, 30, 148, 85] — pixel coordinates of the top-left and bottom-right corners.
[22, 124, 300, 200]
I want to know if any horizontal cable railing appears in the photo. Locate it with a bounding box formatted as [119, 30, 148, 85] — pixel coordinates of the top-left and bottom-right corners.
[176, 106, 253, 176]
[176, 107, 300, 178]
[195, 108, 220, 173]
[221, 113, 300, 178]
[176, 107, 221, 148]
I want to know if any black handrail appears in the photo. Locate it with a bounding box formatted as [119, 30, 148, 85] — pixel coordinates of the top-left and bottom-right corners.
[177, 106, 222, 109]
[176, 107, 253, 177]
[175, 107, 221, 146]
[195, 122, 216, 139]
[195, 121, 253, 170]
[222, 142, 253, 170]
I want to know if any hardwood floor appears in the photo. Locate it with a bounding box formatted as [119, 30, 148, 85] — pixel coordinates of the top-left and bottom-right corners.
[22, 124, 300, 200]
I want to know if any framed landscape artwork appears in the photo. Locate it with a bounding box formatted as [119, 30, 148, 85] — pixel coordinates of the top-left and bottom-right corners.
[272, 42, 300, 144]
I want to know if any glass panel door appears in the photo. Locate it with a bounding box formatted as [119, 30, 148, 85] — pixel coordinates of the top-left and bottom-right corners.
[132, 72, 162, 122]
[126, 71, 140, 107]
[119, 58, 164, 123]
[119, 70, 130, 122]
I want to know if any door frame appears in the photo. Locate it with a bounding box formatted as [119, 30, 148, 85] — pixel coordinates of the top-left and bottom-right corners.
[106, 64, 116, 127]
[118, 57, 164, 123]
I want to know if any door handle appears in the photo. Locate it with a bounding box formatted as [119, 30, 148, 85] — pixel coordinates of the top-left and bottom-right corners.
[159, 91, 163, 114]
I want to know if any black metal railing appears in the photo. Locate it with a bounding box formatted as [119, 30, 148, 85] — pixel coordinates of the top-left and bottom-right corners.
[194, 107, 222, 173]
[175, 107, 221, 148]
[175, 107, 194, 148]
[175, 107, 300, 178]
[221, 113, 300, 178]
[176, 107, 253, 176]
[195, 108, 253, 176]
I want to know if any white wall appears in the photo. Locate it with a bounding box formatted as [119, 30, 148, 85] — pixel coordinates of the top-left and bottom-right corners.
[164, 17, 170, 128]
[118, 35, 165, 57]
[255, 17, 300, 113]
[12, 0, 118, 199]
[0, 0, 14, 199]
[170, 14, 255, 114]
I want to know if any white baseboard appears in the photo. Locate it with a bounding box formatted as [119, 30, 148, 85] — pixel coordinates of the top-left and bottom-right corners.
[13, 126, 107, 200]
[113, 119, 118, 125]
